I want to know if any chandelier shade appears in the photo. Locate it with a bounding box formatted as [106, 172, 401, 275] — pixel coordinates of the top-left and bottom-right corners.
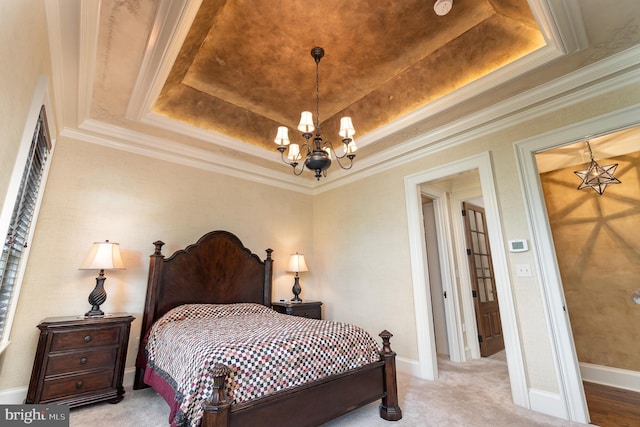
[274, 47, 357, 180]
[298, 112, 315, 134]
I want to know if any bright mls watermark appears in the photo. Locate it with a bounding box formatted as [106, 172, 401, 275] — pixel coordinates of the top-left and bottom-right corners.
[0, 405, 69, 426]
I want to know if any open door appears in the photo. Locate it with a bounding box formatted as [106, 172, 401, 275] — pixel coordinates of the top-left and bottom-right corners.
[462, 202, 504, 357]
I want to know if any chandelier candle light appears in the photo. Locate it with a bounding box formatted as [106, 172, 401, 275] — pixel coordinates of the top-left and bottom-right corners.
[274, 47, 357, 180]
[79, 240, 126, 317]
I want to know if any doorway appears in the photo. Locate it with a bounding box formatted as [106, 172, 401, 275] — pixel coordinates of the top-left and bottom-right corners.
[405, 151, 529, 408]
[514, 104, 640, 422]
[534, 126, 640, 425]
[421, 173, 505, 363]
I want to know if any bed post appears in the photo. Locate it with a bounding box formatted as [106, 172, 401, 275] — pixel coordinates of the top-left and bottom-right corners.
[379, 330, 403, 421]
[201, 364, 232, 427]
[263, 248, 273, 306]
[134, 240, 166, 390]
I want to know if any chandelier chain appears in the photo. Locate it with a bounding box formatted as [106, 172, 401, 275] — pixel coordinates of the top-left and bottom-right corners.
[585, 140, 594, 161]
[315, 58, 321, 134]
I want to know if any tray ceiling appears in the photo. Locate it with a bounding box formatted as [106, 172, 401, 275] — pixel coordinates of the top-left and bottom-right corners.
[48, 0, 640, 187]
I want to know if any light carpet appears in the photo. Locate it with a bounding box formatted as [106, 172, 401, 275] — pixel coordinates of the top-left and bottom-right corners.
[70, 356, 587, 426]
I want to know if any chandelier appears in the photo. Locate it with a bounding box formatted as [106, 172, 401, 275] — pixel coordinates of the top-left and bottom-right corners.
[573, 140, 621, 195]
[274, 47, 357, 180]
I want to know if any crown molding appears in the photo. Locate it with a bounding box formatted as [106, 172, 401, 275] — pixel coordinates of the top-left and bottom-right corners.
[70, 119, 312, 193]
[125, 0, 202, 120]
[529, 0, 588, 54]
[44, 0, 66, 132]
[77, 1, 100, 126]
[140, 111, 283, 165]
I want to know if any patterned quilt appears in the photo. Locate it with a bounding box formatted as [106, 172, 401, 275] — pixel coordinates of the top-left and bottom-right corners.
[143, 303, 381, 427]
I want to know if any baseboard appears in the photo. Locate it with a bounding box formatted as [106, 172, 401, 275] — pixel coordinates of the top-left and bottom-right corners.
[123, 366, 136, 388]
[580, 362, 640, 392]
[0, 386, 27, 404]
[0, 367, 138, 405]
[529, 388, 568, 420]
[395, 356, 421, 377]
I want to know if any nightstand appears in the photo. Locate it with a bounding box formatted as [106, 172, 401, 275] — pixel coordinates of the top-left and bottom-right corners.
[25, 314, 134, 407]
[271, 301, 322, 319]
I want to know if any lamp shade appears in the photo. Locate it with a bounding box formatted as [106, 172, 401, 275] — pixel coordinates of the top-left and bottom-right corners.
[287, 253, 309, 273]
[288, 143, 301, 161]
[297, 111, 315, 134]
[343, 137, 358, 155]
[338, 116, 355, 139]
[79, 240, 126, 270]
[274, 126, 290, 146]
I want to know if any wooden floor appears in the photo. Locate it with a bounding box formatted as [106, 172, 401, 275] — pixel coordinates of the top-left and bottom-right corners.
[584, 382, 640, 427]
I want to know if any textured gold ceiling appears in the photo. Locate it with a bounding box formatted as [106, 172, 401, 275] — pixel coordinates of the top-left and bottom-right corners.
[153, 0, 544, 151]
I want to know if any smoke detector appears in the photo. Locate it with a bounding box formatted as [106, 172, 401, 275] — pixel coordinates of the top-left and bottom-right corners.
[434, 0, 453, 16]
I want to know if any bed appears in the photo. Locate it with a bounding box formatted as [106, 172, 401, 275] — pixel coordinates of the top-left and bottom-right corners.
[134, 230, 402, 427]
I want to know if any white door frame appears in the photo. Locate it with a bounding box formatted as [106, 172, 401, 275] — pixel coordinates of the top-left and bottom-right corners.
[514, 103, 640, 423]
[420, 186, 464, 363]
[404, 151, 529, 407]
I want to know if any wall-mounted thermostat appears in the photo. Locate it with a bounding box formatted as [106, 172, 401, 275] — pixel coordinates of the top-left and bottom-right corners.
[508, 239, 528, 252]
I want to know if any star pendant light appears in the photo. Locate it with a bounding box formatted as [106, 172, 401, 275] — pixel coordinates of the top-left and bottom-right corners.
[574, 140, 621, 195]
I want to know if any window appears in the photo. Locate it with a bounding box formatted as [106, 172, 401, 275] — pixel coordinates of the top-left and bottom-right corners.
[0, 105, 52, 348]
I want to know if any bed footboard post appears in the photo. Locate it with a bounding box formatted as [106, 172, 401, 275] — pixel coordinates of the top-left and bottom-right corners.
[201, 364, 232, 427]
[379, 330, 403, 421]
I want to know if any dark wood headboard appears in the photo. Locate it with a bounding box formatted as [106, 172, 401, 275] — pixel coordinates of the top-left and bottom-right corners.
[134, 230, 273, 389]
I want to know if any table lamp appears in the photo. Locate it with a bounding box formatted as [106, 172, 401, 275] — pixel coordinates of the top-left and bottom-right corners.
[287, 252, 308, 302]
[79, 240, 126, 317]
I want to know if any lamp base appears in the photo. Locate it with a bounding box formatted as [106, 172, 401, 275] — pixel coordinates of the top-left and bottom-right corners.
[291, 275, 302, 302]
[86, 273, 107, 317]
[85, 307, 105, 317]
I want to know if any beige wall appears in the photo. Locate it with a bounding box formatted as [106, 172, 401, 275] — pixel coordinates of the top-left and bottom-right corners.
[541, 150, 640, 371]
[0, 0, 51, 205]
[0, 136, 313, 389]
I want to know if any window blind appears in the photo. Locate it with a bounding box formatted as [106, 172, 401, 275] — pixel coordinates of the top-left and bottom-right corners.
[0, 106, 51, 336]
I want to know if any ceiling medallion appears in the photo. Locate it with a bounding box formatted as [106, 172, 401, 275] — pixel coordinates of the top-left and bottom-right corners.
[574, 140, 621, 195]
[273, 47, 356, 180]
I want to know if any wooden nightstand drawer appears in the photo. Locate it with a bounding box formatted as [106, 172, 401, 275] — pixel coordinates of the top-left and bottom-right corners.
[271, 301, 323, 319]
[50, 326, 121, 351]
[46, 347, 118, 375]
[295, 307, 321, 319]
[41, 370, 114, 401]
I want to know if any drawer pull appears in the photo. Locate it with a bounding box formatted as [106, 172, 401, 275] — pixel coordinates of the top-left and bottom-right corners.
[80, 357, 88, 365]
[84, 335, 92, 343]
[76, 381, 83, 389]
